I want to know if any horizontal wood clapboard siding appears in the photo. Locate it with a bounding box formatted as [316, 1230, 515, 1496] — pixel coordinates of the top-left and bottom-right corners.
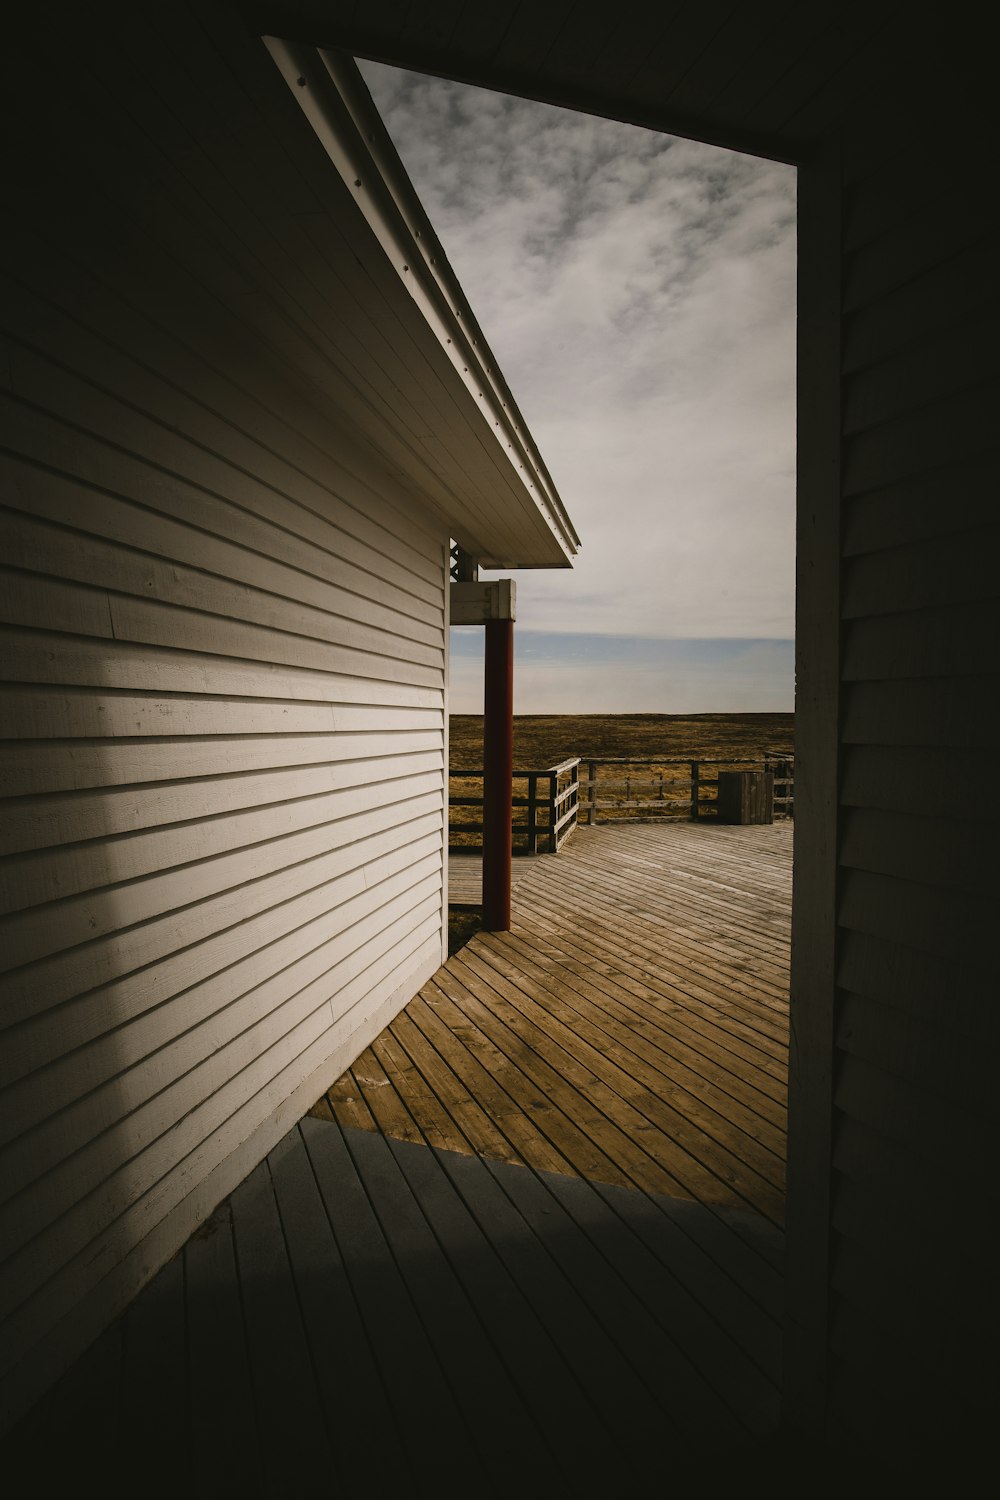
[0, 11, 451, 1422]
[0, 3, 549, 569]
[830, 107, 998, 1453]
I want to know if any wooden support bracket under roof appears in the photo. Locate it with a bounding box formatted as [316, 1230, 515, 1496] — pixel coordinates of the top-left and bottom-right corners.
[450, 579, 516, 625]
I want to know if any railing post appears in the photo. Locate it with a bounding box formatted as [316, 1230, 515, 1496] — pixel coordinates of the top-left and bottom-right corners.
[447, 771, 453, 847]
[588, 761, 598, 824]
[549, 771, 558, 852]
[569, 760, 579, 839]
[527, 772, 538, 854]
[482, 618, 513, 931]
[690, 760, 700, 820]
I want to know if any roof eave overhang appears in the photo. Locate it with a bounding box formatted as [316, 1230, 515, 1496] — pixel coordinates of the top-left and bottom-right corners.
[264, 36, 579, 569]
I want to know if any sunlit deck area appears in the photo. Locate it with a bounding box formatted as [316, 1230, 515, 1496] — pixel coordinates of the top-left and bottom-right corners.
[7, 821, 793, 1493]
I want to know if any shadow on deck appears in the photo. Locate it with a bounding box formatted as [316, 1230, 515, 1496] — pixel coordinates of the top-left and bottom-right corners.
[5, 822, 794, 1495]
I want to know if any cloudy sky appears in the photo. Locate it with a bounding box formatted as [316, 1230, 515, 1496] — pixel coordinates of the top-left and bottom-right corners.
[358, 61, 797, 714]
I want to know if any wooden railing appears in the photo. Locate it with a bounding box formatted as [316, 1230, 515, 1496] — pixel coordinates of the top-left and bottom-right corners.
[449, 758, 580, 853]
[449, 751, 792, 853]
[579, 752, 794, 823]
[763, 749, 795, 819]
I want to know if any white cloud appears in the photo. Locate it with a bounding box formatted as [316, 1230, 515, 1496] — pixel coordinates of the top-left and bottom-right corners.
[359, 62, 796, 655]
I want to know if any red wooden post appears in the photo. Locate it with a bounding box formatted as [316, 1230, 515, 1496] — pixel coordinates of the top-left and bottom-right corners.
[482, 618, 513, 931]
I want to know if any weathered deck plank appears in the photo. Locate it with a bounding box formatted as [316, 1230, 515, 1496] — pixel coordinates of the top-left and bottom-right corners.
[448, 850, 539, 905]
[5, 821, 791, 1488]
[264, 1127, 414, 1487]
[334, 824, 792, 1227]
[185, 1201, 265, 1487]
[229, 1159, 335, 1487]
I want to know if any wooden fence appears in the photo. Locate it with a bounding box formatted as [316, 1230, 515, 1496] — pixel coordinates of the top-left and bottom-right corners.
[580, 750, 795, 825]
[449, 758, 580, 853]
[449, 751, 793, 851]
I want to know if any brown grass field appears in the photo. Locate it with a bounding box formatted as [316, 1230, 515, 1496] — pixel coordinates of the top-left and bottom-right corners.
[448, 712, 794, 849]
[450, 711, 794, 768]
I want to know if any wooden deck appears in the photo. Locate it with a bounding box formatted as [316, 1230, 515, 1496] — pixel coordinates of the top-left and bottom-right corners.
[5, 822, 792, 1492]
[448, 847, 540, 905]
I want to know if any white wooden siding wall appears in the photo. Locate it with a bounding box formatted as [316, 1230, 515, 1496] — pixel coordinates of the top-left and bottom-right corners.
[830, 118, 996, 1453]
[0, 16, 449, 1419]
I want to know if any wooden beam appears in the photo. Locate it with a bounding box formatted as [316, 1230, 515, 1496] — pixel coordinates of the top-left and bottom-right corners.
[450, 579, 516, 625]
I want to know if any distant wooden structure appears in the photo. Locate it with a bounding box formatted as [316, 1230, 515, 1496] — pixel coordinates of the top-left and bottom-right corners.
[1, 0, 994, 1475]
[716, 770, 775, 825]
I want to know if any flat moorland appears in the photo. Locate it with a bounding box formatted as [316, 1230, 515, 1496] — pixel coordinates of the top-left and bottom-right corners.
[450, 712, 794, 768]
[446, 712, 794, 928]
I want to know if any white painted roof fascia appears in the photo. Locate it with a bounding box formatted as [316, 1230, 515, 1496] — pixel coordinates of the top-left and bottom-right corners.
[264, 35, 579, 566]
